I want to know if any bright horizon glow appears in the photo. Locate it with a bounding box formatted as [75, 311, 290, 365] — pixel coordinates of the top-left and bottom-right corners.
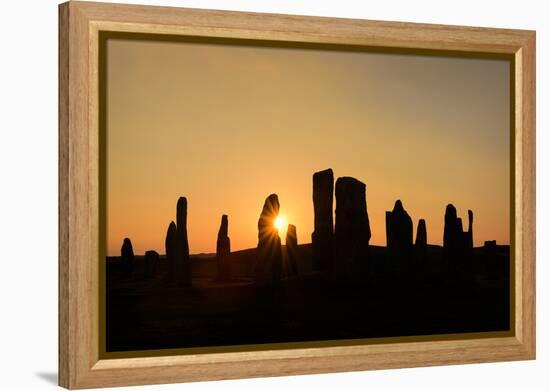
[106, 39, 510, 256]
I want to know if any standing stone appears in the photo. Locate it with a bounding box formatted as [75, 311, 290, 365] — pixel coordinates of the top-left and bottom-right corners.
[443, 204, 460, 253]
[256, 194, 282, 285]
[386, 200, 413, 253]
[121, 238, 134, 261]
[165, 221, 177, 280]
[176, 197, 191, 286]
[467, 209, 474, 250]
[311, 168, 334, 270]
[414, 218, 428, 262]
[121, 238, 134, 275]
[216, 214, 231, 281]
[334, 177, 371, 276]
[144, 250, 159, 278]
[286, 224, 299, 276]
[415, 219, 427, 247]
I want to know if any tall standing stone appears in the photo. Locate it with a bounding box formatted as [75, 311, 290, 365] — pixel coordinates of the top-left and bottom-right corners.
[165, 221, 177, 280]
[386, 200, 413, 253]
[443, 204, 460, 253]
[121, 237, 134, 276]
[176, 197, 191, 286]
[311, 168, 334, 270]
[121, 238, 134, 262]
[467, 209, 474, 250]
[286, 224, 299, 276]
[255, 194, 282, 285]
[442, 204, 475, 285]
[334, 177, 371, 276]
[415, 219, 427, 247]
[415, 218, 428, 261]
[216, 214, 231, 280]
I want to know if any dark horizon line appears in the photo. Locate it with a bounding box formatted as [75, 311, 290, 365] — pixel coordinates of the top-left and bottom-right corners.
[106, 241, 511, 259]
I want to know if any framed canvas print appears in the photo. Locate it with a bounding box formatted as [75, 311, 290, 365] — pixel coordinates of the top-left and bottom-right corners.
[58, 1, 535, 389]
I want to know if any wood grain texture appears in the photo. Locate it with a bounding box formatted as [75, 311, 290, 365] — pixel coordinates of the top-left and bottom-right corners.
[58, 1, 536, 388]
[58, 3, 70, 387]
[517, 34, 536, 354]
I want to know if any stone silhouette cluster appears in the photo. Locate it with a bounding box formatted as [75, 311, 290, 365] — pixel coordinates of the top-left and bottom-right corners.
[253, 168, 376, 285]
[119, 195, 235, 285]
[119, 197, 193, 284]
[307, 169, 480, 281]
[117, 167, 488, 288]
[310, 169, 371, 278]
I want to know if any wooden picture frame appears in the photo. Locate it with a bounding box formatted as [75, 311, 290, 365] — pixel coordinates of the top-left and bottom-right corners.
[59, 1, 535, 389]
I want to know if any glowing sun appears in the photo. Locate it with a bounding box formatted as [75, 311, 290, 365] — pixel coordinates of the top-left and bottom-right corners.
[274, 215, 287, 232]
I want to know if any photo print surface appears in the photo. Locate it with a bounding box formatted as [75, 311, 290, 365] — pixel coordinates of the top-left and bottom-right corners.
[104, 36, 511, 353]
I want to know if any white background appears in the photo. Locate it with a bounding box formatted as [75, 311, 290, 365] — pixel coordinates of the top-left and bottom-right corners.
[0, 0, 547, 389]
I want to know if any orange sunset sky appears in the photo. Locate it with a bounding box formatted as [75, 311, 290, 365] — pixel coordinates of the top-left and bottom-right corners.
[106, 38, 510, 256]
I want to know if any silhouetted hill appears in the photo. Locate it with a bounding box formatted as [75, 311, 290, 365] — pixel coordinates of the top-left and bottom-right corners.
[106, 243, 510, 352]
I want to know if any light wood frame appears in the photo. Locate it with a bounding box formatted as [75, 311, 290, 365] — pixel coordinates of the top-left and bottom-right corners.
[59, 1, 536, 389]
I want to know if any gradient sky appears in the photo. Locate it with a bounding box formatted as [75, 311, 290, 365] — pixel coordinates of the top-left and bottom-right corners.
[106, 38, 510, 256]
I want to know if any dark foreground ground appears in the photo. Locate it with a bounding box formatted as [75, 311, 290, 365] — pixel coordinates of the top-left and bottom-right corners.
[106, 244, 510, 352]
